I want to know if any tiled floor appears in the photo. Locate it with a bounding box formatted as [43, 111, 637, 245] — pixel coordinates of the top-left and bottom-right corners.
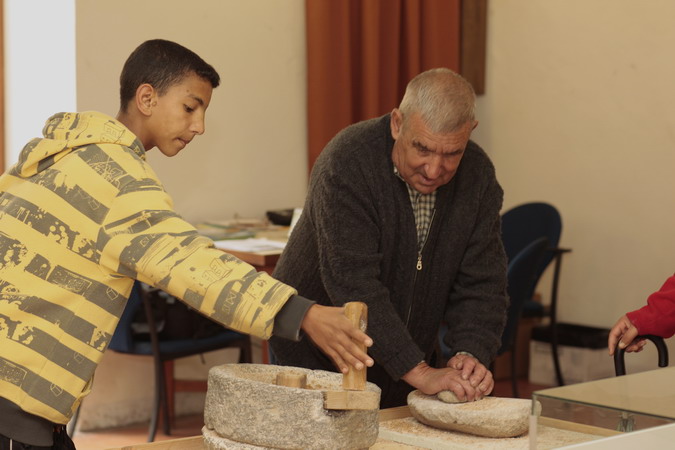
[71, 377, 551, 449]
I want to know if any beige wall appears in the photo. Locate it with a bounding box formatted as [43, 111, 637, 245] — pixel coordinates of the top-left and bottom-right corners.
[77, 0, 675, 331]
[473, 0, 675, 332]
[76, 0, 308, 224]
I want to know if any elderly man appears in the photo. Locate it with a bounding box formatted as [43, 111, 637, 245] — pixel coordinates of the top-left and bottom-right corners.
[270, 68, 508, 408]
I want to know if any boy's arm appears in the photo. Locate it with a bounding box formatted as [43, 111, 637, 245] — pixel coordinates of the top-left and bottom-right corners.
[98, 156, 373, 368]
[273, 294, 374, 372]
[101, 200, 372, 368]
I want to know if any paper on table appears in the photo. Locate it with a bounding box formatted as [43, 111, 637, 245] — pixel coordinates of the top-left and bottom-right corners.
[214, 238, 286, 254]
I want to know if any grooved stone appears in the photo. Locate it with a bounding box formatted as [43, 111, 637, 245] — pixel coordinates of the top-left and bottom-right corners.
[203, 364, 380, 449]
[203, 427, 275, 449]
[407, 390, 531, 438]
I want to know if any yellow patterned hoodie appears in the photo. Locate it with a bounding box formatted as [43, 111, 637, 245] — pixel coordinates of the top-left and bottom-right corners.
[0, 111, 297, 424]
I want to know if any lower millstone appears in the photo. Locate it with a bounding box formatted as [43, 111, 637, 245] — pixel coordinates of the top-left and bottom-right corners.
[203, 364, 381, 449]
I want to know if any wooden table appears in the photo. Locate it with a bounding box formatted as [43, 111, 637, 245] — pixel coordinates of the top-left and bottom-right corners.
[206, 222, 287, 275]
[224, 249, 280, 275]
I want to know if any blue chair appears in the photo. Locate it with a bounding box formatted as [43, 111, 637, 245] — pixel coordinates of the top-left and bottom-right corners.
[496, 236, 550, 397]
[501, 202, 571, 386]
[71, 281, 252, 442]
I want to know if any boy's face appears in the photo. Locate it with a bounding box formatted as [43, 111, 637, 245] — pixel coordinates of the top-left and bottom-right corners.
[145, 72, 213, 156]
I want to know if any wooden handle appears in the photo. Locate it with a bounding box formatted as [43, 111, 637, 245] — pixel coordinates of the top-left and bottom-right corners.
[342, 301, 368, 391]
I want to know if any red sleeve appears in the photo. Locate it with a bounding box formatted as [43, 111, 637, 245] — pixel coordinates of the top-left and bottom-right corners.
[627, 274, 675, 338]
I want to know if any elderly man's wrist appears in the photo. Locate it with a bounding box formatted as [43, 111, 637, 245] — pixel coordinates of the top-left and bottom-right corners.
[402, 360, 429, 386]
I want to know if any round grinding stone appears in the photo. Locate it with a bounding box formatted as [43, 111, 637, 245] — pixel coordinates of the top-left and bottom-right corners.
[203, 364, 380, 449]
[408, 390, 532, 438]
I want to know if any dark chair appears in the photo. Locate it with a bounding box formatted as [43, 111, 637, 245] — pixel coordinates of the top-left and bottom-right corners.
[501, 202, 571, 386]
[496, 236, 550, 397]
[437, 237, 549, 398]
[70, 281, 252, 442]
[613, 335, 669, 377]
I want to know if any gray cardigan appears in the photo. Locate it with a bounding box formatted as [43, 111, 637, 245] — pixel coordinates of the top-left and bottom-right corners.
[270, 114, 507, 400]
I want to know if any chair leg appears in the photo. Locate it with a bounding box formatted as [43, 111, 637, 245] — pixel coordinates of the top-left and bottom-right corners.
[550, 324, 564, 386]
[148, 355, 163, 442]
[549, 252, 566, 386]
[163, 360, 176, 436]
[239, 337, 253, 364]
[261, 340, 270, 364]
[510, 345, 519, 398]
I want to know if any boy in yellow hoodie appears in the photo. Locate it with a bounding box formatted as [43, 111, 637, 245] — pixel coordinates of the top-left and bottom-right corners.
[0, 39, 373, 449]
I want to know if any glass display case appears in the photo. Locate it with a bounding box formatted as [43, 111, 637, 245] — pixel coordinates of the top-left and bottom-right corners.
[530, 367, 675, 449]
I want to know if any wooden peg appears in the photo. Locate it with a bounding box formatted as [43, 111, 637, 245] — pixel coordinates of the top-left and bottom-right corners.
[342, 301, 368, 391]
[323, 390, 379, 410]
[276, 371, 307, 389]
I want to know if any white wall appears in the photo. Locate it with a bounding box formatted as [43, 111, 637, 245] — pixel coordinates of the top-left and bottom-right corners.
[4, 0, 76, 165]
[472, 1, 675, 369]
[76, 0, 308, 224]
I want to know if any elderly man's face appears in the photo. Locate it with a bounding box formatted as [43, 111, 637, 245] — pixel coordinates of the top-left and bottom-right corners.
[391, 109, 476, 194]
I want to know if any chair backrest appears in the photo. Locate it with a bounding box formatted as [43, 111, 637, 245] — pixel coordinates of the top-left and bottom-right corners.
[498, 236, 550, 354]
[108, 281, 144, 353]
[501, 202, 562, 280]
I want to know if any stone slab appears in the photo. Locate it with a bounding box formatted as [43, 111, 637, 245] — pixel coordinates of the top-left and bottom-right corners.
[203, 364, 380, 449]
[379, 416, 602, 449]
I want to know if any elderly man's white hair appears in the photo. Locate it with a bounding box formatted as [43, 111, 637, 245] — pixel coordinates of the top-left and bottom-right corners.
[398, 68, 476, 134]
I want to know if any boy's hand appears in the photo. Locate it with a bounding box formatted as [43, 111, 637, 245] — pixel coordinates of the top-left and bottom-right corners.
[608, 314, 646, 355]
[301, 304, 374, 374]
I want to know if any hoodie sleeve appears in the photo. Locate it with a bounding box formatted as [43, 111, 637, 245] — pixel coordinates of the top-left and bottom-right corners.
[96, 154, 297, 340]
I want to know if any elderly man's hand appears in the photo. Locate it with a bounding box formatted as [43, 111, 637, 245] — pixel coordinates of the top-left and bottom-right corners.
[401, 361, 488, 402]
[446, 354, 494, 397]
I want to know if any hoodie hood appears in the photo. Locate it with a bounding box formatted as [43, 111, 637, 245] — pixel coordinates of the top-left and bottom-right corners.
[10, 111, 145, 178]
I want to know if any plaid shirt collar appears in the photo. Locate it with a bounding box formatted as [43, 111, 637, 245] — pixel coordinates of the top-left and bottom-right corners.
[394, 165, 436, 249]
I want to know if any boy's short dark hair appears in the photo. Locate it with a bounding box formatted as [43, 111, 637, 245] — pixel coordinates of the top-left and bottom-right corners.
[119, 39, 220, 112]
